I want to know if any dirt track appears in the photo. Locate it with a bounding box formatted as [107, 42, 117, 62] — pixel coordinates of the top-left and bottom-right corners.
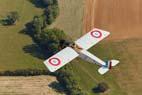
[84, 0, 142, 40]
[0, 76, 64, 95]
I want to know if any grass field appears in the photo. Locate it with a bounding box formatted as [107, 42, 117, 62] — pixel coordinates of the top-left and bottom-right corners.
[71, 41, 121, 95]
[69, 38, 142, 95]
[0, 0, 84, 71]
[0, 0, 45, 71]
[77, 0, 142, 94]
[49, 0, 85, 40]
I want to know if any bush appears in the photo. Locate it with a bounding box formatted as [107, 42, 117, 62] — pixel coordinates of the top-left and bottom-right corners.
[4, 11, 19, 25]
[36, 28, 68, 57]
[92, 82, 109, 93]
[32, 0, 57, 8]
[44, 4, 59, 24]
[31, 0, 59, 25]
[25, 0, 59, 36]
[25, 15, 46, 37]
[56, 65, 88, 95]
[0, 69, 52, 76]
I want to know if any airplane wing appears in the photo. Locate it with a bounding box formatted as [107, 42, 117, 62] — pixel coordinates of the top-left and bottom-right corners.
[44, 47, 79, 72]
[75, 28, 110, 50]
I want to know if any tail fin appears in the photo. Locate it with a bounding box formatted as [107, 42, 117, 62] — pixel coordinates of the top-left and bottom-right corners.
[98, 60, 119, 75]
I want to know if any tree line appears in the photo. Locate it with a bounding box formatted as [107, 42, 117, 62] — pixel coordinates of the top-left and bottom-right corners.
[25, 0, 63, 57]
[25, 0, 89, 94]
[0, 69, 52, 76]
[56, 65, 88, 95]
[24, 0, 88, 94]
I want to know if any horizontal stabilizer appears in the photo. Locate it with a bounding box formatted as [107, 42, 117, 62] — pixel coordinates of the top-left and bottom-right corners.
[98, 59, 120, 75]
[110, 60, 120, 66]
[98, 67, 109, 75]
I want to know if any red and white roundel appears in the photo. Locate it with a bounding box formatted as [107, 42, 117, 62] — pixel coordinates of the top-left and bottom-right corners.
[90, 30, 102, 38]
[48, 57, 61, 66]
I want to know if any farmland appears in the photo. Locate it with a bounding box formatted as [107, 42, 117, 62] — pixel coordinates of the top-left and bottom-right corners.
[0, 75, 64, 95]
[0, 0, 44, 71]
[84, 0, 142, 40]
[0, 0, 84, 71]
[69, 39, 142, 95]
[0, 0, 84, 95]
[50, 0, 84, 40]
[79, 0, 142, 94]
[0, 0, 142, 95]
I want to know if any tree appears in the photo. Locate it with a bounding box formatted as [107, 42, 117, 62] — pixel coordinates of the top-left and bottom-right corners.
[41, 0, 58, 6]
[42, 0, 54, 6]
[44, 2, 59, 24]
[92, 82, 109, 93]
[56, 65, 88, 95]
[32, 0, 57, 8]
[32, 16, 43, 37]
[35, 28, 68, 57]
[5, 11, 19, 25]
[25, 15, 46, 37]
[30, 0, 59, 24]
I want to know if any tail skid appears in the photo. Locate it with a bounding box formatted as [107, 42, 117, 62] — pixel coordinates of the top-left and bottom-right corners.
[98, 60, 119, 75]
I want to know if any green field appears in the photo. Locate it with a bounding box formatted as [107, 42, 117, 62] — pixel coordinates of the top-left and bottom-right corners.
[0, 0, 84, 71]
[68, 38, 141, 95]
[70, 41, 123, 95]
[0, 0, 142, 95]
[50, 0, 84, 40]
[0, 0, 45, 71]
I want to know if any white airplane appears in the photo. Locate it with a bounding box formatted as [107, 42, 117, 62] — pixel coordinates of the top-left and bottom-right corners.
[43, 28, 119, 75]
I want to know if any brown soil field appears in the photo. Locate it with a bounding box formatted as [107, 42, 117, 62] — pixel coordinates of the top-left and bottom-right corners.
[0, 76, 64, 95]
[113, 39, 142, 95]
[83, 0, 142, 95]
[84, 0, 142, 40]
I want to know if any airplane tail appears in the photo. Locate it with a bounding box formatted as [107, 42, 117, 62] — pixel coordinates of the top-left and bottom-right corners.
[98, 60, 119, 75]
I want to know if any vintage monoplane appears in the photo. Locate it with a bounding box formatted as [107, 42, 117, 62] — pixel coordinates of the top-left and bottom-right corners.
[43, 28, 119, 75]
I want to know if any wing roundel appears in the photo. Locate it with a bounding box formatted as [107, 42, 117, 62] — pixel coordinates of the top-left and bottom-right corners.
[75, 28, 110, 50]
[44, 47, 79, 72]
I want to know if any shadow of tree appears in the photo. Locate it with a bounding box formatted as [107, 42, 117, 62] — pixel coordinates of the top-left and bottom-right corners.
[19, 28, 33, 38]
[23, 44, 45, 59]
[27, 0, 46, 8]
[0, 19, 12, 26]
[19, 29, 28, 35]
[20, 28, 53, 60]
[48, 81, 66, 93]
[92, 87, 102, 93]
[0, 19, 3, 25]
[92, 82, 109, 93]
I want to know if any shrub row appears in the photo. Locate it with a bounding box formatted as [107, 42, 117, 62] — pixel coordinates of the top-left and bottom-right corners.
[56, 65, 88, 95]
[25, 1, 87, 94]
[0, 69, 55, 76]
